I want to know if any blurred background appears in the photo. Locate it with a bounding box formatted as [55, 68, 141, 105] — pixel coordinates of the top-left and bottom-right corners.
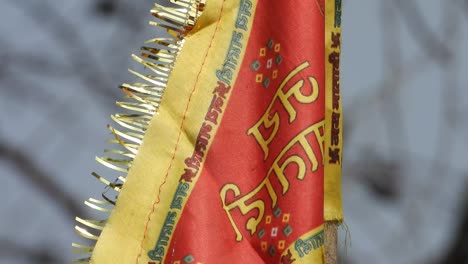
[0, 0, 467, 263]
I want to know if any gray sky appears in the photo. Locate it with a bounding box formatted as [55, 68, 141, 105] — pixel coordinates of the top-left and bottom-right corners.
[0, 0, 467, 263]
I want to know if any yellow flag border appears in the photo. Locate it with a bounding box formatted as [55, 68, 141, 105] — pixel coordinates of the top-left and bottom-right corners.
[324, 0, 344, 222]
[72, 0, 206, 262]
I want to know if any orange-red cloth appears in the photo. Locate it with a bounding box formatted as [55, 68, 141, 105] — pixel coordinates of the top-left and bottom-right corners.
[87, 0, 342, 263]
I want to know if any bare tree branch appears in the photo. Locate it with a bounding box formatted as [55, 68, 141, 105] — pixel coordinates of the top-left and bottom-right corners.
[8, 1, 120, 102]
[380, 0, 408, 154]
[4, 51, 72, 78]
[0, 141, 85, 219]
[344, 55, 430, 142]
[0, 239, 64, 264]
[436, 181, 468, 263]
[393, 0, 452, 64]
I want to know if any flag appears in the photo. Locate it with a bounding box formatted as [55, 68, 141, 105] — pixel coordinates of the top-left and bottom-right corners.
[73, 0, 343, 263]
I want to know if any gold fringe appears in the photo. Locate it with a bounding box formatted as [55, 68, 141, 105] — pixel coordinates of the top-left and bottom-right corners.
[74, 226, 99, 240]
[72, 0, 206, 262]
[71, 243, 94, 254]
[72, 257, 92, 263]
[75, 218, 106, 231]
[84, 200, 113, 213]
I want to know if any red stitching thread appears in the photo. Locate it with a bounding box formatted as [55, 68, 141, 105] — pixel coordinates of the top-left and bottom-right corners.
[136, 1, 227, 263]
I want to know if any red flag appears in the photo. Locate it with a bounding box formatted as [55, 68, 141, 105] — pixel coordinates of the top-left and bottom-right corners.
[74, 0, 343, 263]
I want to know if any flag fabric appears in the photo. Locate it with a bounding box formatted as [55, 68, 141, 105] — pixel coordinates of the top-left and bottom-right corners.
[74, 0, 343, 263]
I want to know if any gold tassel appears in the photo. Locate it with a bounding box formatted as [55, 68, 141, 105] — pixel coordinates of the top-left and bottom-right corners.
[72, 0, 206, 262]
